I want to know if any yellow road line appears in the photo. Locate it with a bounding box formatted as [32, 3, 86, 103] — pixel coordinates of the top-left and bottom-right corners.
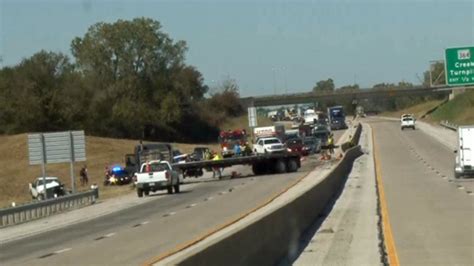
[372, 126, 400, 266]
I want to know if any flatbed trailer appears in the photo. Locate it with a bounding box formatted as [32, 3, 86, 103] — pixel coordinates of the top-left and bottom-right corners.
[172, 153, 301, 176]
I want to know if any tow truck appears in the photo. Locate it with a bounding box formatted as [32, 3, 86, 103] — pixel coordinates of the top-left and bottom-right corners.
[172, 152, 301, 176]
[126, 141, 301, 190]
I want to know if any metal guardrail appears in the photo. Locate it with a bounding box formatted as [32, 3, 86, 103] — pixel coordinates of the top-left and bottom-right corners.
[0, 188, 99, 227]
[440, 120, 458, 131]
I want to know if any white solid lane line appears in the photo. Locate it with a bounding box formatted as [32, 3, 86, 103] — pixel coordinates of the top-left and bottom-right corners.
[104, 232, 116, 238]
[163, 212, 176, 217]
[54, 248, 72, 254]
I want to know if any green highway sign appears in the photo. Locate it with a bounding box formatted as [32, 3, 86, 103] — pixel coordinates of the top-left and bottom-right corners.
[445, 46, 474, 86]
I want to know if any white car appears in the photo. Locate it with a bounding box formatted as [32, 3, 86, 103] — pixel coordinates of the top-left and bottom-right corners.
[401, 116, 416, 130]
[29, 177, 67, 200]
[254, 137, 286, 154]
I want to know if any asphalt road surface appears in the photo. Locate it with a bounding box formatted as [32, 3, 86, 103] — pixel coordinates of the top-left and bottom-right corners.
[1, 131, 345, 266]
[369, 118, 474, 265]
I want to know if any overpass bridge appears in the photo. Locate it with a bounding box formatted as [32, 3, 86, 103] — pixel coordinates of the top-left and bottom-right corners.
[241, 86, 453, 107]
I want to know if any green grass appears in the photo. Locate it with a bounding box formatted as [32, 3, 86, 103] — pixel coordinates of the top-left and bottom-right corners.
[431, 90, 474, 125]
[381, 100, 444, 119]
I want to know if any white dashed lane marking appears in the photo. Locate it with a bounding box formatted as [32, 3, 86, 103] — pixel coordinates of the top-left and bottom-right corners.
[163, 212, 176, 217]
[38, 248, 72, 259]
[94, 232, 116, 241]
[54, 248, 72, 254]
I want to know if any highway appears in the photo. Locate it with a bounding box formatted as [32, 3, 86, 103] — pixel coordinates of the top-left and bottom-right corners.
[1, 132, 345, 265]
[370, 118, 474, 265]
[7, 119, 471, 266]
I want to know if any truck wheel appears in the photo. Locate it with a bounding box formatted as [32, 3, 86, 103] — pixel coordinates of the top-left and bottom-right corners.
[137, 188, 143, 198]
[174, 183, 180, 193]
[252, 164, 260, 175]
[275, 160, 287, 174]
[264, 149, 268, 154]
[413, 126, 416, 130]
[252, 163, 266, 175]
[287, 159, 298, 172]
[167, 186, 174, 194]
[144, 190, 150, 196]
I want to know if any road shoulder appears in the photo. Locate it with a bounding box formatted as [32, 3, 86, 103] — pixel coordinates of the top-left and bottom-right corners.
[292, 123, 382, 266]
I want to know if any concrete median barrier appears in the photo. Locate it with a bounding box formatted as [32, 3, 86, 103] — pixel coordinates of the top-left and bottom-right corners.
[157, 145, 363, 266]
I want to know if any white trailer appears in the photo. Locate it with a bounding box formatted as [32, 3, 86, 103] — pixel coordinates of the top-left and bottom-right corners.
[454, 126, 474, 178]
[304, 109, 318, 125]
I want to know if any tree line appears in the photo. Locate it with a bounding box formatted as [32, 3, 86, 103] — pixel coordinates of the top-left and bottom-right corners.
[0, 18, 243, 142]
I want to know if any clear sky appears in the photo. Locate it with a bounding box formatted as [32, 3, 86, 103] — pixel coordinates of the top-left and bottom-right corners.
[1, 0, 473, 96]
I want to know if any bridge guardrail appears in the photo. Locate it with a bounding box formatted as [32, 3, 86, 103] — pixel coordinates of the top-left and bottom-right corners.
[0, 188, 99, 227]
[440, 120, 458, 131]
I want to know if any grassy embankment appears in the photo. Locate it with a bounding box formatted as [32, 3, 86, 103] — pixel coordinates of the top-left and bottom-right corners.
[0, 114, 270, 207]
[382, 90, 474, 125]
[430, 90, 474, 125]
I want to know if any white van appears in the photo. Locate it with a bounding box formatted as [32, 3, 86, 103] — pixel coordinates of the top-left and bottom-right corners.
[454, 126, 474, 178]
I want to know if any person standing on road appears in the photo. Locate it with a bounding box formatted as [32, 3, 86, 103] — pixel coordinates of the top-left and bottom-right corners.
[80, 165, 89, 186]
[328, 133, 335, 155]
[233, 143, 242, 157]
[243, 142, 252, 156]
[212, 152, 223, 179]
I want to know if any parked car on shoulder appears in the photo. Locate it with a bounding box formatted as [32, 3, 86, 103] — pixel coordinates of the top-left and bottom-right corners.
[29, 177, 67, 200]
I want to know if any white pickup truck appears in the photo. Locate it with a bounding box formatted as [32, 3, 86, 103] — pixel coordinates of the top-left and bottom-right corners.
[401, 115, 416, 130]
[135, 160, 180, 197]
[454, 126, 474, 178]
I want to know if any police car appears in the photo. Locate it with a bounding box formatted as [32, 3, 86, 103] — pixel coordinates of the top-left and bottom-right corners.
[106, 165, 133, 185]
